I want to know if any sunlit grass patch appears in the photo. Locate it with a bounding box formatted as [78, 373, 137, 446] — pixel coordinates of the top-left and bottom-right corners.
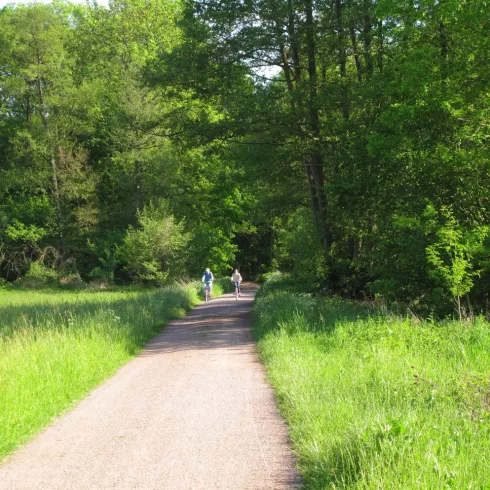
[0, 284, 201, 460]
[253, 277, 490, 489]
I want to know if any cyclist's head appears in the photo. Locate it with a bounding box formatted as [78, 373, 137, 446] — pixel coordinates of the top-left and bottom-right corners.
[235, 269, 239, 273]
[205, 268, 210, 273]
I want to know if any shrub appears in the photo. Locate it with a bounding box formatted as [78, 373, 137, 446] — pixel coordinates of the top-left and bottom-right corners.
[14, 262, 59, 289]
[255, 271, 282, 283]
[276, 207, 327, 287]
[119, 201, 190, 286]
[87, 235, 120, 285]
[59, 274, 87, 290]
[425, 205, 489, 320]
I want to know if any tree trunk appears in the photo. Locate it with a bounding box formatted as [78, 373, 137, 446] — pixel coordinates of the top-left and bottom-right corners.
[276, 16, 294, 93]
[50, 149, 67, 255]
[287, 0, 301, 81]
[310, 154, 331, 250]
[305, 158, 320, 225]
[280, 43, 294, 93]
[135, 159, 143, 226]
[37, 75, 67, 255]
[350, 24, 363, 82]
[377, 18, 384, 73]
[305, 0, 331, 251]
[25, 83, 32, 125]
[363, 2, 373, 78]
[305, 0, 318, 128]
[439, 21, 448, 83]
[335, 0, 349, 119]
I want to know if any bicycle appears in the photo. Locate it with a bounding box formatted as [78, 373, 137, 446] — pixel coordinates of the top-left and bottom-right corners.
[204, 282, 211, 303]
[234, 281, 240, 300]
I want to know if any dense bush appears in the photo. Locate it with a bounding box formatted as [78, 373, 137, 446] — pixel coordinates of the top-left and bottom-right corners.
[14, 262, 59, 289]
[276, 208, 327, 288]
[368, 206, 490, 316]
[12, 263, 88, 290]
[58, 274, 87, 290]
[119, 202, 190, 286]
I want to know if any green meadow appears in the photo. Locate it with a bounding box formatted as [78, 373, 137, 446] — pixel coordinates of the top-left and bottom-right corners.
[253, 275, 490, 489]
[0, 282, 232, 460]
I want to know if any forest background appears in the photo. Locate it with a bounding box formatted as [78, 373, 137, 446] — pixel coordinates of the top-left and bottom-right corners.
[1, 0, 489, 317]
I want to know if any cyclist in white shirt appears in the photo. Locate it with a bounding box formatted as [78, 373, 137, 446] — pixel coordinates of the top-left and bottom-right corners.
[231, 269, 243, 297]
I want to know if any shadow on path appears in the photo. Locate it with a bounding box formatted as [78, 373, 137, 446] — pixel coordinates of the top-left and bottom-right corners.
[142, 284, 258, 356]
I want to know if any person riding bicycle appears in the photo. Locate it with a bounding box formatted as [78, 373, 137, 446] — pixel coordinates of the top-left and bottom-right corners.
[202, 268, 214, 296]
[231, 269, 242, 297]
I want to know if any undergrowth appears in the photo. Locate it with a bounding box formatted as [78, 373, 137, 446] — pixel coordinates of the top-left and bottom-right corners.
[253, 273, 490, 489]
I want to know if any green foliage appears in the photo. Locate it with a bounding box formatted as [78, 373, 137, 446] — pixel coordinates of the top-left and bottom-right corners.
[189, 225, 237, 276]
[277, 208, 327, 287]
[168, 0, 490, 314]
[209, 278, 235, 297]
[255, 271, 282, 284]
[368, 213, 438, 309]
[120, 202, 190, 286]
[87, 237, 120, 285]
[253, 276, 490, 489]
[14, 262, 59, 289]
[5, 220, 47, 243]
[425, 206, 489, 318]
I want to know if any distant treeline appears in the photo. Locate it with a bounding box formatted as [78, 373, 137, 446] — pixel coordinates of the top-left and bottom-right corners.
[0, 0, 489, 315]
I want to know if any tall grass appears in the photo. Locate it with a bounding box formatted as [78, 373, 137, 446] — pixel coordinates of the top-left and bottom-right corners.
[0, 283, 206, 460]
[253, 274, 490, 489]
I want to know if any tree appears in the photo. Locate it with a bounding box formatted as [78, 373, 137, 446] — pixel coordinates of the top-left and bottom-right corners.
[120, 201, 190, 285]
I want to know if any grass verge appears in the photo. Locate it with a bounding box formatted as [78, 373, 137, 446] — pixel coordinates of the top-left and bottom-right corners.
[0, 282, 207, 460]
[253, 274, 490, 489]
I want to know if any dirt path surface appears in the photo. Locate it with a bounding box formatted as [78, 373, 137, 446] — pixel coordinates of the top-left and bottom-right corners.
[0, 283, 300, 490]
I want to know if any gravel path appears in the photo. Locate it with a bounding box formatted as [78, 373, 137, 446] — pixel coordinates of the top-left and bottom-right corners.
[0, 283, 300, 490]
